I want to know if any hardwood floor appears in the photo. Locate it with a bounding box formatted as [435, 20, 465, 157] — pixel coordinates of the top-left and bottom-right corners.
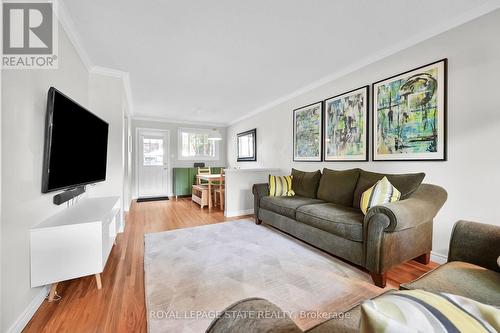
[24, 198, 438, 333]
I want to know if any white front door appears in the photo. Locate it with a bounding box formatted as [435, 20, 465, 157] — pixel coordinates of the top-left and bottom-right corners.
[138, 129, 169, 197]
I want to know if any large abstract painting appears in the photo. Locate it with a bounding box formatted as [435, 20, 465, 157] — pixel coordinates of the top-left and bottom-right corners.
[324, 86, 368, 161]
[373, 59, 447, 161]
[293, 102, 322, 161]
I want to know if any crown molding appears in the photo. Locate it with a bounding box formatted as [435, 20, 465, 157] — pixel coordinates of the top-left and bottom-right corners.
[90, 66, 126, 78]
[228, 1, 500, 126]
[57, 1, 134, 116]
[56, 0, 93, 71]
[54, 0, 500, 126]
[132, 115, 227, 128]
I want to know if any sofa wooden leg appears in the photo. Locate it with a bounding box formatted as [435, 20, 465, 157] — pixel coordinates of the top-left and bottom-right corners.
[370, 272, 387, 288]
[255, 217, 262, 225]
[414, 252, 431, 265]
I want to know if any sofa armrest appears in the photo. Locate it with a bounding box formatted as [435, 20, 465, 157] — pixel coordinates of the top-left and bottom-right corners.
[364, 184, 447, 274]
[364, 184, 447, 232]
[252, 183, 269, 198]
[448, 220, 500, 272]
[206, 298, 301, 333]
[252, 183, 269, 223]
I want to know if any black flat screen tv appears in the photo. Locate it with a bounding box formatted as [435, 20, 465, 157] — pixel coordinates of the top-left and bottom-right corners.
[42, 87, 109, 193]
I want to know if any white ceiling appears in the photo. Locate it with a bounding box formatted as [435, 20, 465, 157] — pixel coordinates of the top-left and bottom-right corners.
[64, 0, 495, 125]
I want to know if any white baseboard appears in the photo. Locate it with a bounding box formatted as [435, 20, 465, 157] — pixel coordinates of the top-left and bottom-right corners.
[225, 208, 254, 218]
[132, 193, 173, 201]
[6, 285, 49, 333]
[431, 251, 448, 265]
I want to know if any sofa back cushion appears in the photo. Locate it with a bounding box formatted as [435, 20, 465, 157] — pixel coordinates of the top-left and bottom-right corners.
[353, 170, 425, 208]
[317, 168, 360, 206]
[291, 168, 322, 198]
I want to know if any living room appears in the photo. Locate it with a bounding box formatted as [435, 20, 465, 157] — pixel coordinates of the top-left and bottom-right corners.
[1, 1, 500, 333]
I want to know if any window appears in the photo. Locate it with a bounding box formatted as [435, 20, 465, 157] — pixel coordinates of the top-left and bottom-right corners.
[142, 138, 164, 166]
[178, 128, 219, 160]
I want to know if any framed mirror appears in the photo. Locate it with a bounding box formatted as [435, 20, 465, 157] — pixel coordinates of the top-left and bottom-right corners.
[237, 129, 257, 162]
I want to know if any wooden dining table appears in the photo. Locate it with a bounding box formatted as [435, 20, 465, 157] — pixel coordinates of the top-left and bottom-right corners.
[195, 174, 222, 209]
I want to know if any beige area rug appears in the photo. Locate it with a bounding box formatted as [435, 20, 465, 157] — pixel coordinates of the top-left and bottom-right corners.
[144, 219, 384, 333]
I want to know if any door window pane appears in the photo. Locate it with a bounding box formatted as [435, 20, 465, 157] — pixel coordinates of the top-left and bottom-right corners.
[143, 138, 164, 166]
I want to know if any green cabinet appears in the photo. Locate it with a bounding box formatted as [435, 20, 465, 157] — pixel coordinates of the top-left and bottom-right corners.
[173, 167, 223, 197]
[173, 168, 190, 196]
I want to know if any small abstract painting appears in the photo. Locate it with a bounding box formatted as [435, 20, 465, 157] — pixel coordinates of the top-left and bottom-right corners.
[293, 102, 322, 161]
[324, 86, 368, 161]
[373, 59, 447, 161]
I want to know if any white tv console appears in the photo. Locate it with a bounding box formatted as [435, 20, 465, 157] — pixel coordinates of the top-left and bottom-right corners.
[30, 196, 122, 301]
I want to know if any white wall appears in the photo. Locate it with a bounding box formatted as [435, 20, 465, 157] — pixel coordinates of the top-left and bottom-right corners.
[1, 29, 127, 333]
[131, 119, 227, 197]
[224, 169, 280, 217]
[227, 10, 500, 258]
[1, 29, 89, 332]
[87, 73, 126, 217]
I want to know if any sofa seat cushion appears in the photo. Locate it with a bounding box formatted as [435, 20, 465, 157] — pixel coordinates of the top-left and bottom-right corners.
[260, 196, 324, 219]
[400, 261, 500, 307]
[296, 203, 364, 242]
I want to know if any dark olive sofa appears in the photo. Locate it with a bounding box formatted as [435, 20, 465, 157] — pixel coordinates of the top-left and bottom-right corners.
[252, 168, 448, 287]
[207, 220, 500, 333]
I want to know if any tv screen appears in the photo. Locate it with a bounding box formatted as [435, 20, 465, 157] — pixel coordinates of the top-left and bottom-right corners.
[42, 87, 109, 193]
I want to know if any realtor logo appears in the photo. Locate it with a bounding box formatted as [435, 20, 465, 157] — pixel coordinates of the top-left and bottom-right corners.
[2, 0, 58, 69]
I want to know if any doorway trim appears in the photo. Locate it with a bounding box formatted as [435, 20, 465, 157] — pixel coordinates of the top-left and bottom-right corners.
[135, 127, 171, 199]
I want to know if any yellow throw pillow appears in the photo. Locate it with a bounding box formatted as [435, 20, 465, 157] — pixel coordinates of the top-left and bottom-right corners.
[269, 175, 295, 197]
[360, 176, 400, 215]
[360, 290, 500, 333]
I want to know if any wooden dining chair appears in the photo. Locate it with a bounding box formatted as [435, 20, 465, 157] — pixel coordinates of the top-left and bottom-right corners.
[197, 167, 211, 185]
[214, 169, 225, 211]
